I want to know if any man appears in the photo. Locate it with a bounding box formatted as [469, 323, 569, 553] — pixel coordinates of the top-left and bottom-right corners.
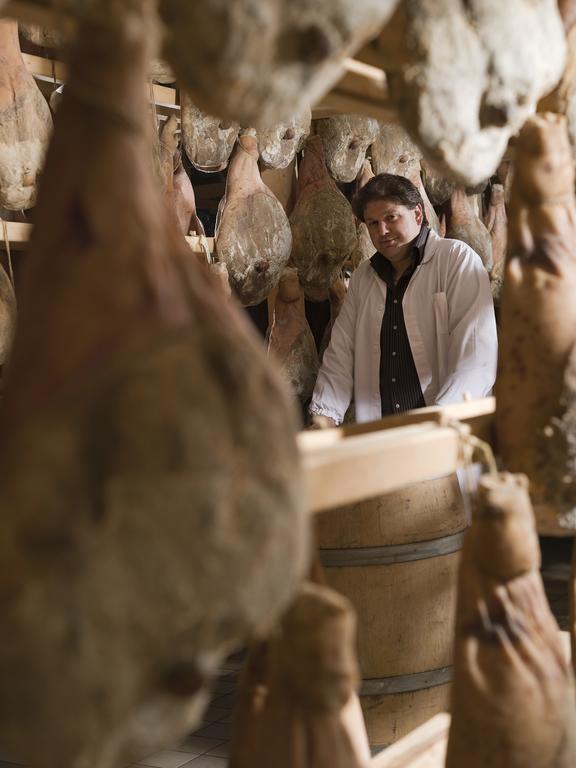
[309, 173, 497, 426]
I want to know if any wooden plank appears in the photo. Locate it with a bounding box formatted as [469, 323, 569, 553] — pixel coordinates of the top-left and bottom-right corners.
[4, 2, 395, 121]
[0, 222, 32, 251]
[0, 221, 214, 254]
[301, 421, 464, 514]
[299, 398, 495, 514]
[20, 52, 179, 114]
[313, 58, 395, 122]
[299, 397, 495, 450]
[370, 713, 450, 768]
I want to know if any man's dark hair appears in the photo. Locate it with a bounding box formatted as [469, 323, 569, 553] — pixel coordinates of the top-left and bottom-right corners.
[352, 173, 427, 224]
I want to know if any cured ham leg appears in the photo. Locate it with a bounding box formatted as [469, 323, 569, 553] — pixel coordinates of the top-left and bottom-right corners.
[496, 112, 576, 534]
[290, 135, 357, 294]
[0, 19, 52, 209]
[267, 267, 319, 405]
[229, 582, 371, 768]
[446, 472, 576, 768]
[180, 92, 239, 173]
[444, 187, 493, 271]
[371, 123, 440, 233]
[315, 115, 379, 183]
[320, 278, 347, 357]
[0, 3, 309, 767]
[484, 183, 507, 300]
[159, 114, 205, 237]
[352, 158, 375, 269]
[216, 133, 292, 306]
[257, 109, 311, 170]
[375, 1, 566, 185]
[159, 0, 401, 127]
[421, 160, 455, 207]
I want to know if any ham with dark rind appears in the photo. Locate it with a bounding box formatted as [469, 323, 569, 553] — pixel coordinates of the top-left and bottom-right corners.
[497, 112, 576, 534]
[0, 19, 52, 209]
[421, 159, 455, 207]
[267, 267, 319, 404]
[159, 114, 205, 237]
[376, 1, 566, 185]
[484, 183, 507, 300]
[158, 0, 401, 128]
[181, 91, 239, 173]
[351, 158, 375, 269]
[216, 133, 292, 306]
[0, 4, 309, 767]
[371, 123, 440, 233]
[257, 109, 311, 170]
[289, 135, 357, 294]
[446, 472, 576, 768]
[315, 115, 379, 183]
[444, 187, 493, 272]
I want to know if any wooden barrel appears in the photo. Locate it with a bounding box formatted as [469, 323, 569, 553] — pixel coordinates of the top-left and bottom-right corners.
[316, 474, 467, 748]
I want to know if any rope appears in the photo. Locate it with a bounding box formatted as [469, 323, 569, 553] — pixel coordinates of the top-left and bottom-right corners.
[1, 219, 15, 287]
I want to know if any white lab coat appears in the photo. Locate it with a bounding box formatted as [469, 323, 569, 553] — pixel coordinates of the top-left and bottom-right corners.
[309, 230, 498, 424]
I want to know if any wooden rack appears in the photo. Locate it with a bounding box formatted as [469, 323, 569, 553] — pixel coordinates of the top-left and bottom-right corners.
[3, 0, 394, 122]
[299, 398, 495, 514]
[0, 221, 214, 255]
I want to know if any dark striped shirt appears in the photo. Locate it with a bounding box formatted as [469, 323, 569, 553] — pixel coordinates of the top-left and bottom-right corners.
[371, 226, 430, 417]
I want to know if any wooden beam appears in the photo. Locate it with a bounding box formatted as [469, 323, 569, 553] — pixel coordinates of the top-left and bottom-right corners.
[0, 222, 31, 251]
[0, 221, 214, 255]
[4, 2, 394, 122]
[299, 398, 495, 514]
[313, 58, 395, 122]
[21, 52, 179, 115]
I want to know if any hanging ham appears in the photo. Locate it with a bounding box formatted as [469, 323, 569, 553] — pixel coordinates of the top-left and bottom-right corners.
[158, 0, 401, 127]
[315, 115, 379, 183]
[0, 4, 309, 767]
[497, 112, 576, 534]
[159, 114, 205, 237]
[290, 135, 357, 295]
[484, 183, 507, 300]
[443, 187, 493, 272]
[229, 582, 371, 768]
[371, 123, 440, 233]
[351, 158, 375, 269]
[0, 19, 52, 209]
[180, 91, 239, 173]
[216, 133, 292, 306]
[446, 472, 576, 768]
[257, 109, 311, 170]
[267, 267, 319, 405]
[374, 0, 566, 185]
[421, 160, 455, 207]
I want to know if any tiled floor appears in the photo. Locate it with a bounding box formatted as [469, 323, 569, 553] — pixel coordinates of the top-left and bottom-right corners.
[134, 660, 242, 768]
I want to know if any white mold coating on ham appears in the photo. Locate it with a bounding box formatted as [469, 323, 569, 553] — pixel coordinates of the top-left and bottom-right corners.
[315, 115, 379, 183]
[216, 133, 292, 305]
[290, 135, 357, 294]
[0, 19, 53, 210]
[159, 0, 401, 127]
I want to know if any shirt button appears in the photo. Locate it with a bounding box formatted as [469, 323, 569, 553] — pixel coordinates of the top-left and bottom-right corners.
[392, 351, 397, 356]
[395, 404, 400, 409]
[392, 378, 396, 383]
[393, 325, 397, 330]
[393, 299, 398, 304]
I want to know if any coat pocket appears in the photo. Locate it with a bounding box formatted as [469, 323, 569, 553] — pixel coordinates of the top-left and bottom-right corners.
[433, 291, 449, 335]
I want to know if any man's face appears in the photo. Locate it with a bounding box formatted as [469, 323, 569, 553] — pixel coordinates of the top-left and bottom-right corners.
[364, 199, 423, 263]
